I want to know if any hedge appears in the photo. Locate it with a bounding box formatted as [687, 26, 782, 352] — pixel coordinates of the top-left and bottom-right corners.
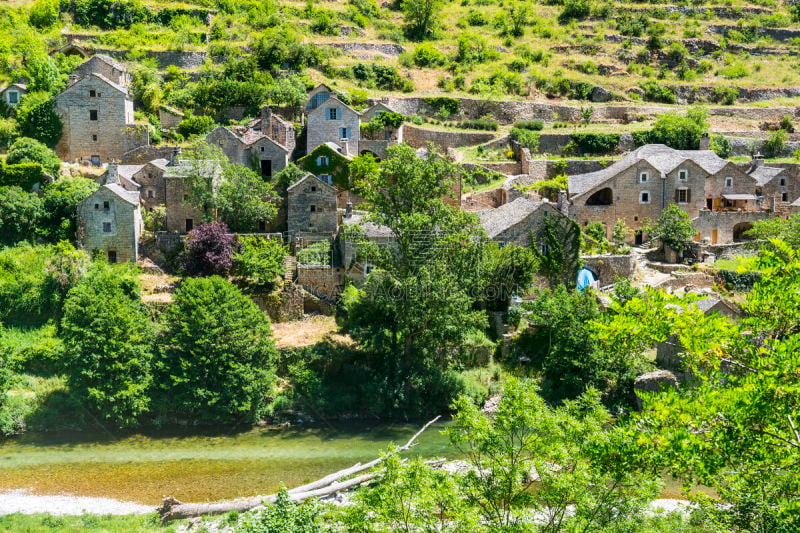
[570, 133, 620, 155]
[718, 269, 761, 292]
[514, 120, 544, 131]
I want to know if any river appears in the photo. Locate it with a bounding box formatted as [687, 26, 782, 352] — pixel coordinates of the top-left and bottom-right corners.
[0, 422, 453, 505]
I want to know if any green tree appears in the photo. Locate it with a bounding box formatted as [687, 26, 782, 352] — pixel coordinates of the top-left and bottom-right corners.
[24, 54, 66, 94]
[6, 137, 61, 175]
[28, 0, 60, 28]
[269, 75, 307, 120]
[235, 487, 324, 533]
[233, 236, 287, 289]
[41, 177, 98, 242]
[746, 213, 800, 248]
[532, 214, 582, 288]
[643, 204, 695, 254]
[401, 0, 443, 40]
[0, 186, 43, 245]
[157, 276, 276, 424]
[763, 128, 788, 158]
[15, 92, 62, 147]
[612, 217, 630, 244]
[645, 108, 707, 150]
[599, 242, 800, 530]
[710, 134, 732, 158]
[61, 263, 153, 426]
[480, 242, 537, 311]
[217, 165, 279, 232]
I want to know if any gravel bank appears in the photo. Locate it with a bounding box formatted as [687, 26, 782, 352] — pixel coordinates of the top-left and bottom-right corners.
[0, 489, 155, 516]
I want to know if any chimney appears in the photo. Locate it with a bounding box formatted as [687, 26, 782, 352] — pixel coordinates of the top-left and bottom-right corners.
[698, 133, 710, 151]
[345, 201, 353, 217]
[557, 190, 569, 216]
[106, 165, 119, 185]
[340, 138, 349, 156]
[751, 153, 764, 169]
[261, 106, 272, 133]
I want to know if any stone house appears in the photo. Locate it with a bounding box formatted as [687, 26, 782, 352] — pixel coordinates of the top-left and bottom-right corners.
[162, 160, 222, 233]
[206, 107, 295, 178]
[54, 73, 148, 164]
[478, 197, 563, 247]
[339, 209, 394, 279]
[70, 54, 130, 86]
[158, 105, 184, 130]
[359, 102, 405, 159]
[749, 161, 800, 208]
[568, 144, 769, 245]
[0, 83, 27, 107]
[297, 142, 352, 190]
[287, 173, 339, 234]
[306, 92, 360, 157]
[77, 169, 142, 263]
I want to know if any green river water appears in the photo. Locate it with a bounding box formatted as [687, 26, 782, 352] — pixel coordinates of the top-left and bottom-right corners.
[0, 423, 453, 505]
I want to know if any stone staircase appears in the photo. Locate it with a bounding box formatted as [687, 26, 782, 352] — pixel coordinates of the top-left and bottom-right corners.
[283, 255, 297, 286]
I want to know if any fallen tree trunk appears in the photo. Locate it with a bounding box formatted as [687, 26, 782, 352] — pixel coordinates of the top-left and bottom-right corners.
[159, 415, 441, 522]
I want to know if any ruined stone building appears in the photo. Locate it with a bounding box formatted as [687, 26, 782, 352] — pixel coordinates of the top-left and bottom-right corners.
[77, 168, 142, 263]
[206, 106, 295, 177]
[0, 83, 26, 107]
[568, 144, 771, 244]
[478, 197, 563, 247]
[162, 160, 222, 233]
[54, 55, 148, 164]
[359, 102, 405, 159]
[287, 173, 339, 234]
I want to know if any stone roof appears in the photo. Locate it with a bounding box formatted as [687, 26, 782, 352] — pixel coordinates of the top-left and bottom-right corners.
[341, 211, 393, 238]
[569, 144, 731, 199]
[749, 165, 785, 186]
[477, 197, 550, 239]
[287, 172, 337, 193]
[88, 54, 127, 73]
[218, 124, 289, 151]
[117, 165, 144, 180]
[164, 160, 223, 179]
[307, 94, 361, 118]
[0, 83, 27, 93]
[146, 158, 170, 171]
[103, 182, 140, 206]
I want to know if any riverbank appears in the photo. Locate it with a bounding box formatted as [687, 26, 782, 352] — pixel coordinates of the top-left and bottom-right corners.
[0, 490, 153, 516]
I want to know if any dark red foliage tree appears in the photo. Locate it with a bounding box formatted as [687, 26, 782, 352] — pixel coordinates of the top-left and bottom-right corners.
[180, 222, 240, 276]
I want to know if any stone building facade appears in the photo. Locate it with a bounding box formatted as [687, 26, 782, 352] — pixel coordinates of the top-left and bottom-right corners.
[287, 174, 339, 233]
[54, 73, 148, 163]
[162, 161, 220, 233]
[359, 102, 404, 158]
[70, 55, 130, 86]
[0, 83, 26, 107]
[77, 177, 142, 263]
[206, 107, 294, 177]
[306, 95, 360, 157]
[568, 144, 770, 244]
[478, 197, 563, 247]
[297, 143, 352, 189]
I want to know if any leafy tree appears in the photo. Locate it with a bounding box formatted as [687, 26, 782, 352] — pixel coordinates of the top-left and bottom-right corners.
[235, 487, 324, 533]
[0, 186, 43, 245]
[0, 117, 19, 149]
[480, 242, 537, 311]
[401, 0, 443, 40]
[217, 165, 279, 232]
[61, 262, 153, 426]
[157, 276, 276, 424]
[0, 244, 61, 326]
[710, 134, 732, 158]
[180, 222, 240, 276]
[233, 236, 287, 289]
[178, 114, 217, 138]
[558, 0, 592, 24]
[745, 213, 800, 248]
[24, 54, 66, 94]
[643, 108, 707, 150]
[763, 128, 788, 158]
[599, 242, 800, 530]
[506, 2, 529, 37]
[532, 214, 582, 288]
[271, 162, 307, 193]
[40, 177, 98, 242]
[269, 75, 307, 120]
[6, 137, 60, 175]
[612, 217, 630, 244]
[28, 0, 60, 28]
[643, 204, 695, 254]
[15, 92, 62, 147]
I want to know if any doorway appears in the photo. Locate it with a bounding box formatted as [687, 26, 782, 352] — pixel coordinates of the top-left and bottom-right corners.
[261, 159, 272, 177]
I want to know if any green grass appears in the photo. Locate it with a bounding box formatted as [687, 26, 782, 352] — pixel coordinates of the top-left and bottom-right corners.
[0, 513, 178, 533]
[714, 255, 761, 272]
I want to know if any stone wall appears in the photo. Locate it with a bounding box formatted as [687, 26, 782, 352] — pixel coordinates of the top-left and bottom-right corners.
[164, 177, 205, 233]
[581, 254, 635, 286]
[121, 145, 178, 164]
[403, 124, 495, 150]
[78, 187, 140, 262]
[252, 283, 304, 323]
[297, 265, 344, 300]
[322, 42, 405, 56]
[306, 100, 360, 156]
[287, 177, 338, 233]
[159, 106, 184, 129]
[693, 209, 771, 244]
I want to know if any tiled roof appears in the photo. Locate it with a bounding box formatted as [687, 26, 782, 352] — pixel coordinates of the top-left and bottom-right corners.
[287, 173, 337, 193]
[90, 54, 127, 73]
[478, 197, 549, 239]
[569, 144, 730, 198]
[341, 211, 394, 238]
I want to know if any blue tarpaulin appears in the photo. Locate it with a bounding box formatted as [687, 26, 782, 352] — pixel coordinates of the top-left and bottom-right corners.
[577, 268, 597, 291]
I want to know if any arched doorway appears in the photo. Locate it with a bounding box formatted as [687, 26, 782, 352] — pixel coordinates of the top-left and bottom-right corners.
[733, 222, 753, 242]
[585, 187, 613, 206]
[359, 150, 380, 161]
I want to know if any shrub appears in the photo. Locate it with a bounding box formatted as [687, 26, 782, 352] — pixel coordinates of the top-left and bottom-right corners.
[710, 135, 732, 158]
[719, 63, 748, 79]
[297, 240, 331, 265]
[780, 115, 795, 133]
[233, 236, 287, 289]
[569, 133, 620, 155]
[514, 120, 544, 131]
[29, 0, 59, 28]
[40, 177, 98, 242]
[180, 222, 241, 276]
[558, 0, 592, 24]
[409, 43, 448, 67]
[718, 269, 761, 292]
[763, 129, 788, 158]
[712, 86, 739, 105]
[0, 243, 58, 325]
[423, 97, 460, 116]
[639, 80, 676, 104]
[15, 92, 62, 148]
[457, 118, 498, 131]
[510, 127, 540, 152]
[0, 163, 46, 191]
[6, 137, 60, 176]
[178, 114, 217, 137]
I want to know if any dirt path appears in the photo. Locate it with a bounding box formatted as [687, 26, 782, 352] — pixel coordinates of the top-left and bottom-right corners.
[272, 314, 350, 349]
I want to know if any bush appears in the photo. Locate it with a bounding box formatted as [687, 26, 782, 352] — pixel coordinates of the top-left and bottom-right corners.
[457, 118, 499, 131]
[780, 115, 795, 133]
[0, 163, 46, 191]
[710, 134, 732, 158]
[423, 97, 460, 116]
[180, 222, 241, 276]
[29, 0, 60, 28]
[558, 0, 592, 24]
[15, 92, 62, 148]
[0, 187, 44, 247]
[718, 269, 761, 292]
[297, 240, 331, 266]
[6, 137, 60, 176]
[712, 86, 739, 106]
[157, 276, 276, 424]
[763, 129, 788, 158]
[233, 236, 287, 290]
[510, 127, 540, 152]
[514, 120, 544, 131]
[178, 114, 217, 137]
[40, 177, 98, 242]
[66, 0, 150, 29]
[409, 43, 448, 67]
[569, 133, 620, 155]
[639, 80, 676, 104]
[0, 244, 58, 325]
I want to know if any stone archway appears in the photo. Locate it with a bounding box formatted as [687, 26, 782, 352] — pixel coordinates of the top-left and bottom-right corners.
[586, 187, 613, 206]
[733, 222, 753, 242]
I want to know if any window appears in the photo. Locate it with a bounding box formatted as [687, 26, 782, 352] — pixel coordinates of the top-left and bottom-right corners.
[91, 155, 100, 165]
[310, 205, 316, 212]
[320, 175, 332, 185]
[7, 91, 18, 104]
[339, 127, 350, 140]
[185, 219, 193, 232]
[639, 171, 649, 183]
[97, 92, 101, 97]
[183, 194, 189, 202]
[89, 110, 98, 121]
[678, 169, 688, 181]
[326, 107, 338, 120]
[94, 203, 99, 210]
[780, 178, 786, 186]
[634, 216, 639, 221]
[102, 222, 111, 232]
[640, 191, 650, 204]
[676, 188, 688, 203]
[107, 251, 117, 263]
[311, 186, 316, 192]
[218, 139, 224, 146]
[725, 177, 733, 188]
[309, 92, 329, 109]
[317, 156, 329, 166]
[147, 190, 154, 199]
[92, 134, 97, 142]
[103, 201, 109, 209]
[89, 89, 96, 97]
[783, 192, 789, 202]
[260, 146, 265, 152]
